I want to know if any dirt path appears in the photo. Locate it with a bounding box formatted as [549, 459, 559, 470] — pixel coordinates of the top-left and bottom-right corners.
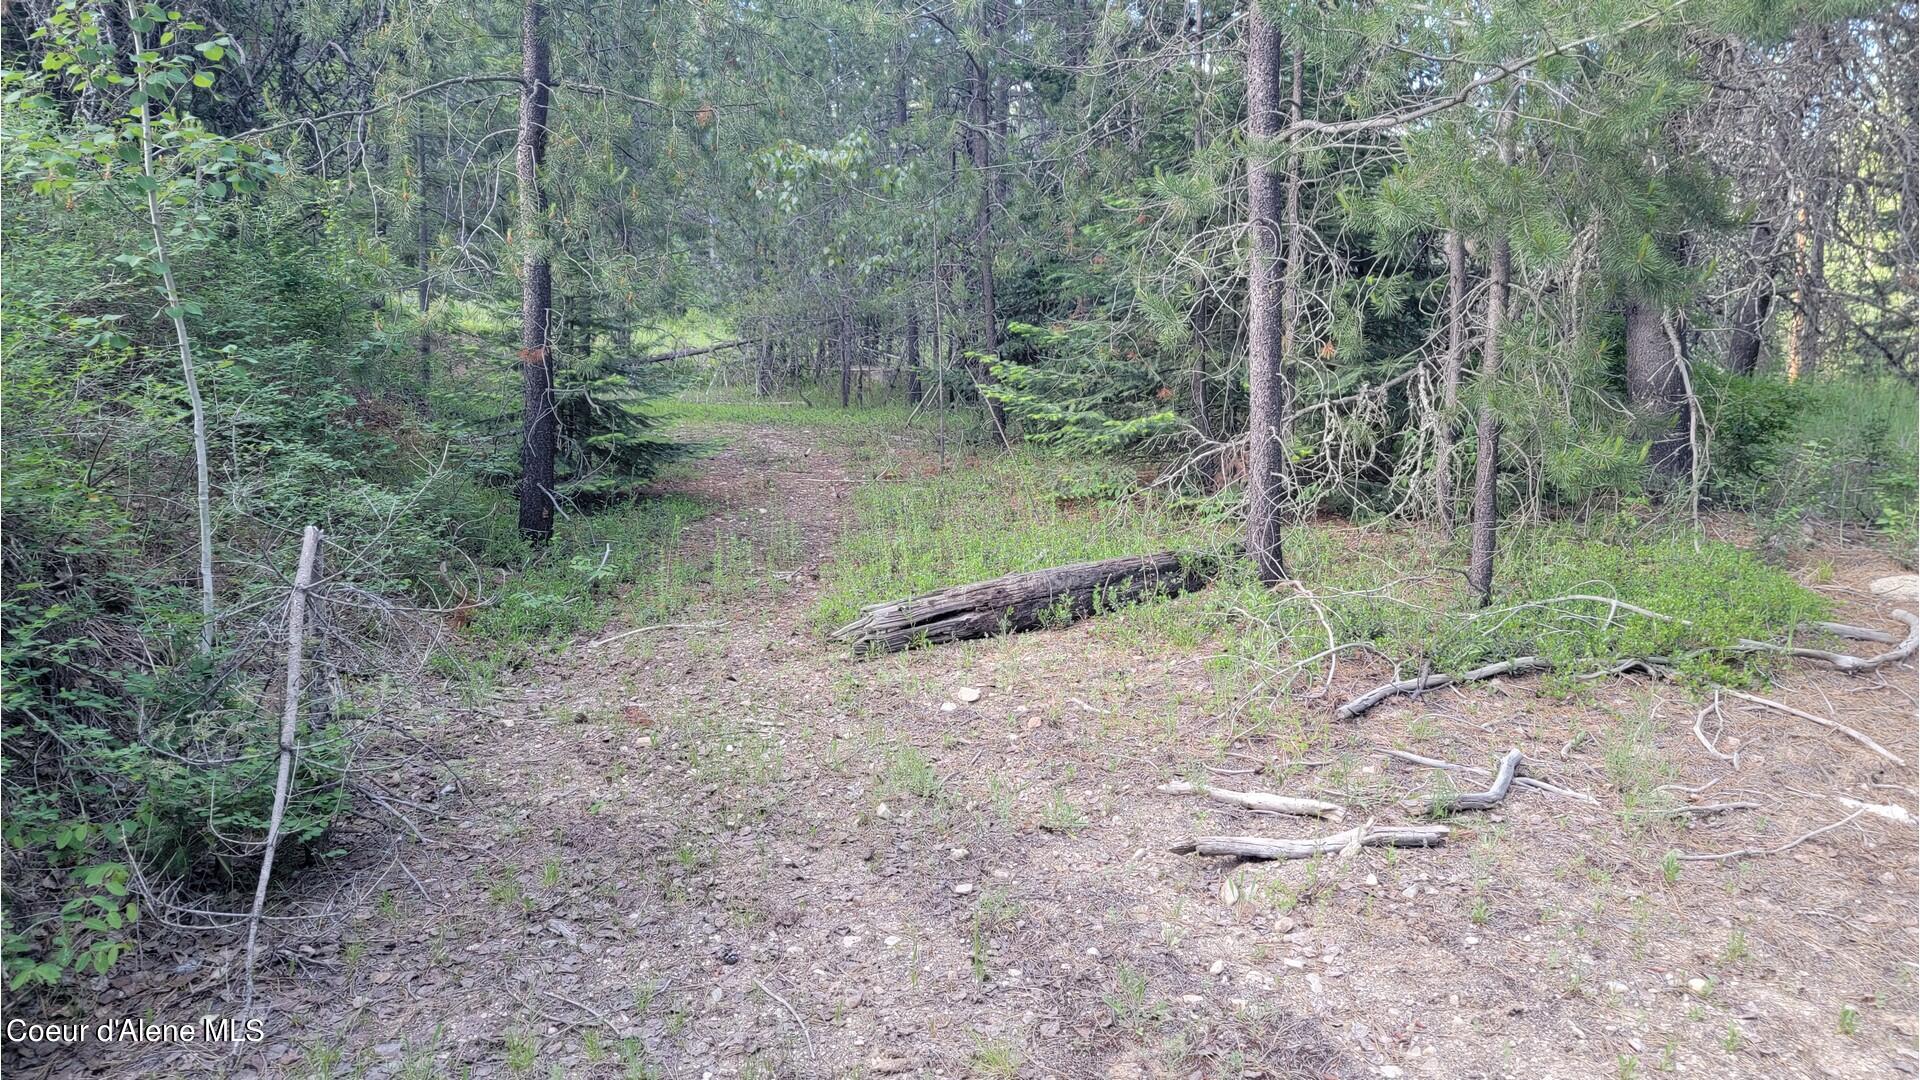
[23, 421, 1918, 1080]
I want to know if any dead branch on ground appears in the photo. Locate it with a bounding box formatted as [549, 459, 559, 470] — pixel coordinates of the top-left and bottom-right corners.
[1171, 823, 1449, 860]
[1156, 779, 1344, 820]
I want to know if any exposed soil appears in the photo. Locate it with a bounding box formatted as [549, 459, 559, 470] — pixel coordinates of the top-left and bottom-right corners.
[13, 421, 1918, 1080]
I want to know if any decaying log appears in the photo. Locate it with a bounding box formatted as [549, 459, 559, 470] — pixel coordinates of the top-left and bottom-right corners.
[1171, 823, 1449, 860]
[834, 552, 1214, 655]
[1157, 780, 1344, 820]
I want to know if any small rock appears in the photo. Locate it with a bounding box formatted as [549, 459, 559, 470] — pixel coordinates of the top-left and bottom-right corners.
[1605, 981, 1629, 994]
[1209, 960, 1226, 975]
[953, 882, 975, 895]
[940, 702, 957, 712]
[1687, 977, 1710, 997]
[884, 935, 901, 948]
[841, 935, 863, 948]
[949, 846, 969, 860]
[955, 686, 983, 703]
[1380, 1067, 1405, 1079]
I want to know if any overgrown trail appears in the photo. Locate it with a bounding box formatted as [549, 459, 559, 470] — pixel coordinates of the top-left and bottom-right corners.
[48, 421, 1918, 1080]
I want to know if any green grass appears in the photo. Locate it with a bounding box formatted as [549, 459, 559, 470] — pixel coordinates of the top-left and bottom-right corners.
[812, 450, 1829, 705]
[463, 493, 704, 646]
[813, 452, 1219, 629]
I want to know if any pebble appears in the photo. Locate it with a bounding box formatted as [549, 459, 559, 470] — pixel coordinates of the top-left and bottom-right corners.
[841, 935, 863, 948]
[949, 847, 969, 860]
[953, 882, 975, 895]
[1687, 977, 1710, 996]
[1209, 960, 1226, 975]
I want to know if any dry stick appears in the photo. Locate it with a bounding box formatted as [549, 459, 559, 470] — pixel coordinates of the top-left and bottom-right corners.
[586, 620, 721, 649]
[1335, 656, 1550, 718]
[1692, 692, 1739, 766]
[1812, 620, 1904, 645]
[1381, 747, 1598, 804]
[244, 524, 321, 1015]
[1155, 780, 1345, 820]
[1170, 823, 1449, 860]
[1635, 802, 1760, 817]
[753, 976, 817, 1073]
[1721, 689, 1906, 767]
[1674, 809, 1867, 863]
[1443, 748, 1523, 812]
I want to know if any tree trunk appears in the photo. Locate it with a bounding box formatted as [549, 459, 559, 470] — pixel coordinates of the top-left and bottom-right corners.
[1625, 298, 1693, 480]
[1726, 222, 1774, 376]
[1243, 10, 1288, 584]
[1787, 199, 1824, 382]
[515, 0, 557, 543]
[839, 311, 853, 407]
[132, 13, 216, 654]
[756, 327, 773, 397]
[1434, 230, 1467, 529]
[415, 132, 433, 413]
[1727, 286, 1773, 376]
[1466, 137, 1512, 607]
[966, 12, 1009, 439]
[904, 307, 923, 404]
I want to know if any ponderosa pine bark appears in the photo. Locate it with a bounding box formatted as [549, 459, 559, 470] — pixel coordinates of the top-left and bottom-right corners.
[1434, 230, 1468, 529]
[515, 0, 557, 542]
[1243, 8, 1288, 584]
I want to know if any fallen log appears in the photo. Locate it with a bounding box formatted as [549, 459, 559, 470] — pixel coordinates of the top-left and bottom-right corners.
[834, 552, 1215, 655]
[1170, 823, 1449, 860]
[1156, 780, 1345, 820]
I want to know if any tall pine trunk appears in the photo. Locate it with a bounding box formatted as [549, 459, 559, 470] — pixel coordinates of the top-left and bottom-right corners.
[1242, 10, 1288, 584]
[515, 0, 556, 542]
[966, 8, 1009, 441]
[1434, 230, 1467, 529]
[1466, 207, 1511, 607]
[416, 132, 434, 414]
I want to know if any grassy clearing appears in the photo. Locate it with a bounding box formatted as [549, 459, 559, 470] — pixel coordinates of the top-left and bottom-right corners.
[812, 453, 1224, 630]
[659, 379, 998, 452]
[431, 482, 803, 692]
[815, 456, 1830, 699]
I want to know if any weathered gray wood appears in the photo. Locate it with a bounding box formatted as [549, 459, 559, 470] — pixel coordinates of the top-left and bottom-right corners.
[834, 552, 1214, 655]
[1170, 823, 1449, 860]
[1335, 656, 1550, 718]
[1435, 748, 1522, 813]
[1156, 780, 1344, 820]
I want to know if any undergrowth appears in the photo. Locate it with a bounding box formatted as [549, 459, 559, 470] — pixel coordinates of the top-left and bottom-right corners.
[817, 459, 1830, 698]
[812, 453, 1228, 630]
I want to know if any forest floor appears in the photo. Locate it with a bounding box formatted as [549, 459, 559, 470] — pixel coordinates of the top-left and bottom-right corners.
[23, 414, 1919, 1080]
